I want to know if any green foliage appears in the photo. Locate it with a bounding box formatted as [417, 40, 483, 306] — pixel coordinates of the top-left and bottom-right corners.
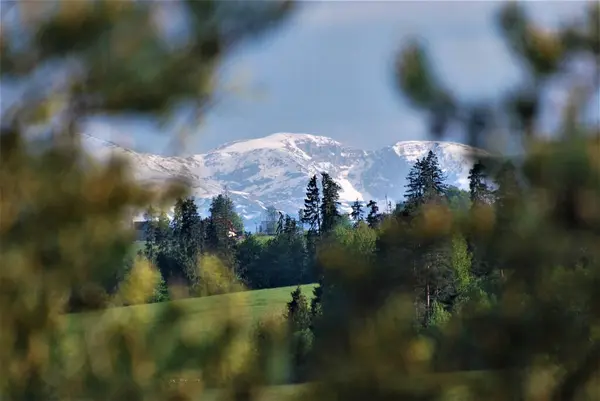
[152, 272, 170, 303]
[450, 234, 472, 295]
[445, 186, 471, 213]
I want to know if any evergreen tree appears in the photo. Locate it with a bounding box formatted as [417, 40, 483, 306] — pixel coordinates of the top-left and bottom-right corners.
[285, 286, 311, 332]
[302, 175, 321, 233]
[422, 150, 447, 201]
[467, 161, 493, 278]
[258, 215, 307, 287]
[171, 197, 203, 285]
[276, 211, 285, 235]
[489, 161, 523, 278]
[151, 273, 170, 303]
[310, 282, 323, 322]
[366, 200, 381, 229]
[263, 205, 279, 235]
[468, 160, 492, 206]
[404, 158, 426, 209]
[143, 207, 180, 285]
[404, 151, 448, 214]
[235, 234, 265, 288]
[350, 199, 364, 225]
[320, 172, 342, 234]
[143, 206, 160, 262]
[205, 193, 242, 268]
[284, 286, 313, 383]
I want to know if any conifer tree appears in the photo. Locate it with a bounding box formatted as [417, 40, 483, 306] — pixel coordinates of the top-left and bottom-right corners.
[276, 211, 285, 235]
[320, 173, 342, 234]
[143, 207, 177, 284]
[366, 200, 381, 229]
[468, 160, 492, 206]
[285, 286, 311, 332]
[302, 175, 321, 233]
[422, 150, 447, 201]
[205, 193, 242, 268]
[350, 199, 364, 226]
[171, 197, 203, 284]
[404, 151, 447, 214]
[467, 160, 493, 277]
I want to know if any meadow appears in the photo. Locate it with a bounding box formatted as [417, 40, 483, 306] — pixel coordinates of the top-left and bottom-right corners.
[65, 284, 316, 337]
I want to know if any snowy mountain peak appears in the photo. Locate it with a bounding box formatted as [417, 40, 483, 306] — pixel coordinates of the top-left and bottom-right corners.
[213, 132, 345, 154]
[391, 140, 488, 161]
[83, 132, 487, 228]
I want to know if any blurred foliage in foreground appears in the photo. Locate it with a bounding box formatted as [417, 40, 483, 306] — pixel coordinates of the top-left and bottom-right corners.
[1, 1, 599, 401]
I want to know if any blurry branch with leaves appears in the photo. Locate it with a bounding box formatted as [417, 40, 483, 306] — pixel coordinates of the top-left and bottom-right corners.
[0, 0, 295, 400]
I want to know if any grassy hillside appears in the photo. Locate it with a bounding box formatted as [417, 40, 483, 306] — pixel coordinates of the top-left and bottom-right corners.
[66, 284, 316, 338]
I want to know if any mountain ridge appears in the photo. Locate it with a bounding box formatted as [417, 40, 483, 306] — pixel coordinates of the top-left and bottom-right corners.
[82, 132, 490, 228]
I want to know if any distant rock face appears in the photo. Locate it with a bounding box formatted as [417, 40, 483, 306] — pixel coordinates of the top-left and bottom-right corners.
[82, 132, 489, 229]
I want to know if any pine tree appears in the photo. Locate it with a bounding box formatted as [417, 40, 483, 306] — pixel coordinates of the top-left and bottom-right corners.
[422, 150, 447, 201]
[143, 207, 177, 284]
[350, 199, 364, 226]
[404, 151, 447, 214]
[284, 286, 313, 383]
[143, 206, 160, 262]
[404, 158, 426, 209]
[366, 200, 380, 229]
[467, 161, 493, 278]
[205, 193, 242, 268]
[320, 172, 342, 234]
[264, 205, 279, 235]
[276, 211, 285, 235]
[285, 286, 311, 332]
[302, 175, 321, 233]
[468, 160, 492, 206]
[171, 197, 203, 284]
[152, 273, 170, 303]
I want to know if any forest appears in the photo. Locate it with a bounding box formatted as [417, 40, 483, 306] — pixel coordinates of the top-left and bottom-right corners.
[1, 1, 598, 400]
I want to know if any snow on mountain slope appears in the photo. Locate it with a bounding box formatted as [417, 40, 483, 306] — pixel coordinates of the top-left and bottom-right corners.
[82, 132, 489, 228]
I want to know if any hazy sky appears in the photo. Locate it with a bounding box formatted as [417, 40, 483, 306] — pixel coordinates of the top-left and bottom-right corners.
[4, 1, 593, 155]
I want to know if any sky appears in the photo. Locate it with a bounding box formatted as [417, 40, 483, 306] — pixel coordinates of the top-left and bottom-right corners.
[2, 1, 594, 155]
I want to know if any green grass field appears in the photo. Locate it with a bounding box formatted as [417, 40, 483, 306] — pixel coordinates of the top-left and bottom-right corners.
[66, 284, 316, 338]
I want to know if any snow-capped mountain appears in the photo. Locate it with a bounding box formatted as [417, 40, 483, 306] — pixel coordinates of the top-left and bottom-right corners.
[82, 132, 490, 229]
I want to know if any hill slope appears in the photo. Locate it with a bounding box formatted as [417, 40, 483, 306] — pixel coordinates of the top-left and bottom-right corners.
[83, 132, 489, 227]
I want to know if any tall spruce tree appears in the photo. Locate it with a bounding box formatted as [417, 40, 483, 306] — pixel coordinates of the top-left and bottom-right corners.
[205, 193, 242, 268]
[404, 151, 447, 214]
[320, 173, 342, 234]
[467, 160, 493, 278]
[171, 197, 203, 285]
[302, 175, 321, 233]
[468, 160, 492, 206]
[264, 205, 279, 235]
[366, 200, 381, 229]
[422, 150, 447, 202]
[276, 211, 285, 235]
[350, 199, 364, 226]
[143, 207, 179, 285]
